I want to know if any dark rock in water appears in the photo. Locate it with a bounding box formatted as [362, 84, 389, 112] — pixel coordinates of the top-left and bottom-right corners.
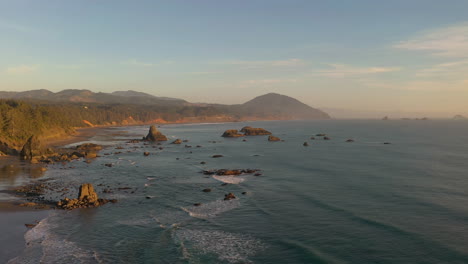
[240, 126, 272, 136]
[200, 161, 206, 165]
[346, 139, 355, 142]
[268, 135, 281, 141]
[383, 142, 391, 145]
[171, 139, 182, 144]
[105, 163, 113, 167]
[224, 193, 236, 200]
[242, 139, 247, 142]
[221, 183, 228, 186]
[242, 192, 247, 195]
[323, 137, 331, 140]
[185, 145, 192, 148]
[212, 154, 223, 158]
[202, 188, 212, 192]
[20, 135, 45, 160]
[303, 142, 309, 146]
[254, 173, 262, 176]
[145, 196, 152, 199]
[144, 125, 167, 141]
[143, 152, 150, 156]
[196, 145, 202, 148]
[316, 133, 326, 137]
[193, 203, 202, 206]
[222, 129, 244, 137]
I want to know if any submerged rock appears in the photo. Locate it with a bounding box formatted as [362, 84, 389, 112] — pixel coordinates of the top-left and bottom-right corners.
[268, 135, 281, 141]
[212, 154, 223, 158]
[144, 125, 167, 141]
[76, 143, 102, 151]
[303, 142, 309, 146]
[346, 139, 355, 142]
[143, 152, 150, 156]
[222, 129, 244, 137]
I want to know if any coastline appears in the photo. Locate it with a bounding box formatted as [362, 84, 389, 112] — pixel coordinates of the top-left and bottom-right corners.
[0, 126, 107, 263]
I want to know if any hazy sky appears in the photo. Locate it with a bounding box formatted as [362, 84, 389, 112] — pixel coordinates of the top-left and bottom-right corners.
[1, 0, 468, 117]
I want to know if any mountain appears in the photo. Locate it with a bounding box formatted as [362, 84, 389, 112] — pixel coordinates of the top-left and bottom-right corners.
[0, 89, 187, 105]
[237, 93, 330, 119]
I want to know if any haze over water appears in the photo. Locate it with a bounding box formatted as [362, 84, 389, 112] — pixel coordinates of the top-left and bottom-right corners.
[7, 120, 468, 263]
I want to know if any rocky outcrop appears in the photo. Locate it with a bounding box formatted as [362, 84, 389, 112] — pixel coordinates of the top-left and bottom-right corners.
[268, 135, 281, 141]
[144, 125, 167, 141]
[0, 141, 18, 156]
[240, 126, 272, 136]
[57, 183, 115, 209]
[20, 135, 45, 160]
[222, 130, 244, 137]
[76, 143, 102, 151]
[171, 139, 182, 144]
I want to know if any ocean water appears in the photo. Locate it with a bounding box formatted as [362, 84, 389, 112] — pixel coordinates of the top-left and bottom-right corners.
[7, 120, 468, 264]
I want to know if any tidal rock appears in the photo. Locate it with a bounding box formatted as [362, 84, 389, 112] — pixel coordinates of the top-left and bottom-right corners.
[20, 135, 45, 161]
[346, 139, 355, 142]
[144, 125, 167, 141]
[323, 137, 331, 140]
[171, 139, 182, 144]
[212, 154, 223, 158]
[303, 142, 309, 146]
[202, 188, 212, 192]
[143, 152, 150, 156]
[224, 193, 236, 200]
[78, 183, 99, 203]
[57, 183, 112, 210]
[222, 129, 244, 137]
[268, 135, 281, 141]
[316, 133, 326, 137]
[76, 143, 102, 151]
[240, 126, 272, 136]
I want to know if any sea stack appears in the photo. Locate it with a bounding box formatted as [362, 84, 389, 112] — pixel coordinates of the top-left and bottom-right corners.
[20, 135, 44, 160]
[145, 125, 167, 141]
[221, 129, 244, 137]
[240, 126, 272, 136]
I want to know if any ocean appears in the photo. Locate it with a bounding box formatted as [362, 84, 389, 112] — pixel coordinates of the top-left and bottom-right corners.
[5, 120, 468, 263]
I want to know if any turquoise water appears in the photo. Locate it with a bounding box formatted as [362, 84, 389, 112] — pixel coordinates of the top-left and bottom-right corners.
[8, 120, 468, 263]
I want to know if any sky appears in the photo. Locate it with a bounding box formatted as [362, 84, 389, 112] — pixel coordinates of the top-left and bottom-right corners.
[1, 0, 468, 118]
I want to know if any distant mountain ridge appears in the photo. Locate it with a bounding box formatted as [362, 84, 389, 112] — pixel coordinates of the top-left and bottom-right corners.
[0, 89, 186, 105]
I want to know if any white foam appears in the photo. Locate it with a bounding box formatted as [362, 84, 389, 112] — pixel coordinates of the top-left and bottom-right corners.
[181, 199, 240, 219]
[173, 229, 266, 263]
[212, 175, 246, 184]
[9, 214, 101, 264]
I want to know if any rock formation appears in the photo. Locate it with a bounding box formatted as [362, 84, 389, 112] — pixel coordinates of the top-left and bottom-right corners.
[240, 126, 272, 136]
[221, 129, 244, 137]
[224, 193, 236, 200]
[268, 135, 281, 141]
[171, 139, 182, 144]
[57, 183, 115, 209]
[144, 125, 167, 141]
[20, 135, 45, 160]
